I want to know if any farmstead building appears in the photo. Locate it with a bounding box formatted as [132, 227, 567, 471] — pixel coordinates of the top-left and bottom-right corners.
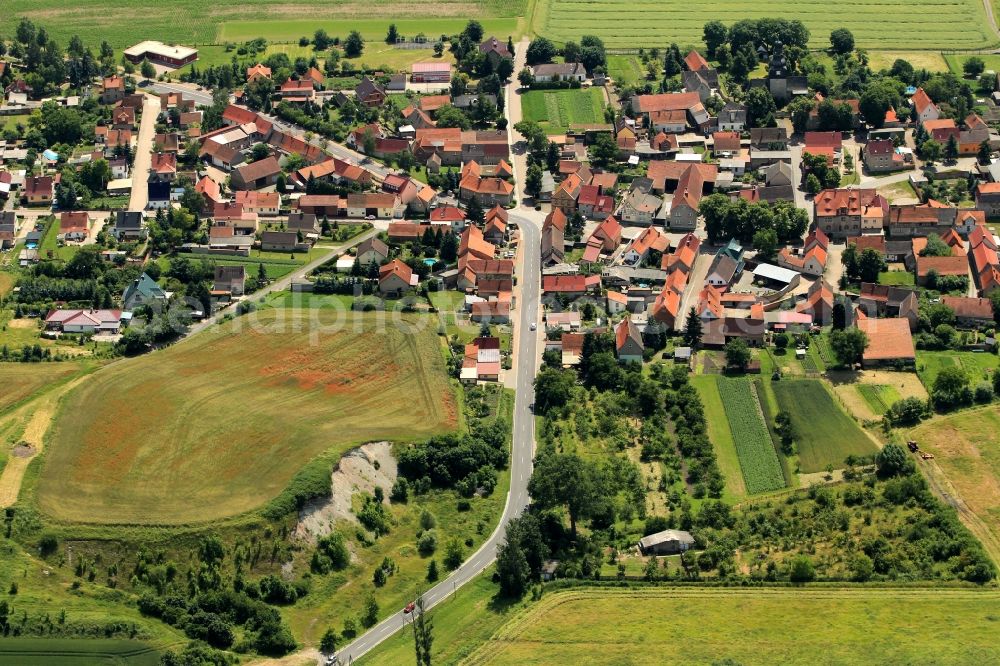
[123, 41, 199, 68]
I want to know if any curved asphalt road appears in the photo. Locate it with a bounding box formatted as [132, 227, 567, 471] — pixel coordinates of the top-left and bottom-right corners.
[334, 214, 540, 664]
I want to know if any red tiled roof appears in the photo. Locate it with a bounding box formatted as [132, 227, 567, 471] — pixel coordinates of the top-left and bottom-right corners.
[857, 318, 915, 361]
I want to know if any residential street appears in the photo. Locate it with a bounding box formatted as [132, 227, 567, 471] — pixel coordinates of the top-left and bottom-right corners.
[332, 38, 542, 665]
[128, 93, 160, 212]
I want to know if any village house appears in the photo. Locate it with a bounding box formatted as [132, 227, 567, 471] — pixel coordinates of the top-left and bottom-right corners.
[614, 317, 645, 364]
[286, 211, 320, 236]
[911, 88, 940, 124]
[23, 175, 53, 206]
[975, 182, 1000, 217]
[122, 273, 168, 311]
[706, 239, 744, 287]
[857, 283, 919, 329]
[355, 78, 387, 107]
[261, 230, 309, 252]
[461, 337, 502, 383]
[379, 259, 416, 296]
[58, 211, 90, 242]
[541, 209, 566, 266]
[113, 211, 146, 241]
[101, 75, 125, 104]
[213, 265, 246, 297]
[532, 62, 586, 83]
[45, 309, 124, 335]
[357, 237, 390, 266]
[814, 188, 888, 239]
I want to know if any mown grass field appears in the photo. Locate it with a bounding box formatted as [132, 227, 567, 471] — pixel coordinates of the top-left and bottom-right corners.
[691, 375, 746, 498]
[521, 88, 606, 135]
[878, 270, 915, 286]
[856, 383, 901, 415]
[365, 572, 528, 665]
[917, 350, 998, 392]
[4, 3, 525, 48]
[945, 53, 1000, 75]
[0, 639, 162, 665]
[0, 363, 90, 417]
[535, 0, 996, 49]
[461, 587, 1000, 665]
[606, 55, 644, 88]
[37, 309, 457, 525]
[715, 376, 784, 494]
[772, 379, 877, 472]
[910, 403, 1000, 556]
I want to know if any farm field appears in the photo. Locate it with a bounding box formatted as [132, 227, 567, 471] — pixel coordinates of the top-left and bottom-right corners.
[0, 639, 161, 665]
[909, 403, 1000, 555]
[771, 379, 877, 473]
[463, 587, 1000, 665]
[868, 50, 948, 72]
[36, 309, 457, 525]
[3, 4, 525, 48]
[690, 375, 746, 498]
[856, 383, 902, 415]
[535, 0, 996, 49]
[520, 88, 606, 135]
[0, 362, 90, 416]
[715, 376, 784, 494]
[917, 350, 998, 391]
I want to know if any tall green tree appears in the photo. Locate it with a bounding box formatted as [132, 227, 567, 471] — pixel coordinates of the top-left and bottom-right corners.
[683, 307, 702, 348]
[528, 453, 606, 537]
[411, 595, 433, 666]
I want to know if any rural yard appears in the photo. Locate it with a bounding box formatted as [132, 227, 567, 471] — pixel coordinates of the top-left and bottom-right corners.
[36, 309, 457, 524]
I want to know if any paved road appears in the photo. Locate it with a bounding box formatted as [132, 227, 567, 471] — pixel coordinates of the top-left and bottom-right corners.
[129, 94, 161, 212]
[334, 213, 540, 665]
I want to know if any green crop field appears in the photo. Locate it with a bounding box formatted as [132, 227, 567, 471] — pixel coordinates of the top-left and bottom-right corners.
[715, 377, 784, 493]
[771, 379, 877, 473]
[856, 383, 902, 415]
[0, 639, 161, 665]
[462, 587, 1000, 665]
[917, 350, 998, 392]
[521, 88, 606, 135]
[535, 0, 996, 49]
[691, 375, 746, 498]
[36, 309, 457, 525]
[3, 3, 525, 49]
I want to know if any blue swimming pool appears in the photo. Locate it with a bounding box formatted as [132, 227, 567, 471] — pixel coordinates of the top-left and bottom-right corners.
[423, 258, 436, 266]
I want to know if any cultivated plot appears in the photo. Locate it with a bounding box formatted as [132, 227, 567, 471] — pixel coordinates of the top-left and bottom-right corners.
[771, 379, 877, 473]
[538, 0, 995, 49]
[715, 376, 784, 493]
[466, 587, 1000, 665]
[521, 88, 606, 135]
[37, 310, 457, 524]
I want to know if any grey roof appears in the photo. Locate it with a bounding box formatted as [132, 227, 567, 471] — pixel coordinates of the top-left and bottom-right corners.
[115, 211, 144, 229]
[532, 62, 586, 78]
[708, 254, 739, 282]
[682, 68, 719, 91]
[286, 211, 318, 231]
[753, 262, 799, 284]
[638, 529, 694, 550]
[750, 127, 788, 146]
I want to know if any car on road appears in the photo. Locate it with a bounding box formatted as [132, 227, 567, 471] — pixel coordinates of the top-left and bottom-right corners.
[404, 601, 416, 614]
[530, 322, 536, 330]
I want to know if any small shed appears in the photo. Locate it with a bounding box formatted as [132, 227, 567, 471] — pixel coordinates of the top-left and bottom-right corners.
[541, 559, 560, 581]
[638, 529, 695, 556]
